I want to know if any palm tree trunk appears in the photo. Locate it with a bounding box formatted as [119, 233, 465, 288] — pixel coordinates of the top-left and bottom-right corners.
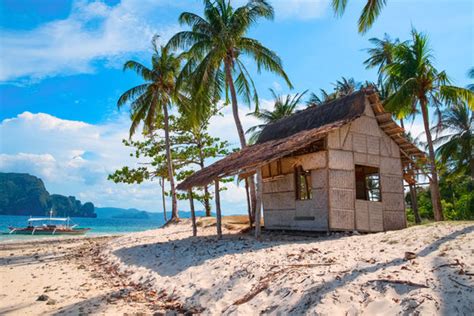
[161, 176, 167, 222]
[188, 189, 197, 236]
[163, 103, 178, 220]
[420, 99, 444, 221]
[214, 179, 222, 239]
[409, 184, 421, 224]
[224, 60, 257, 218]
[203, 186, 211, 216]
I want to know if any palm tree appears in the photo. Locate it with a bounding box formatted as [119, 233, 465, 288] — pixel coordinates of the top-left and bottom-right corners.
[332, 0, 387, 33]
[246, 89, 307, 143]
[384, 29, 473, 221]
[117, 41, 182, 220]
[167, 0, 292, 222]
[432, 103, 473, 179]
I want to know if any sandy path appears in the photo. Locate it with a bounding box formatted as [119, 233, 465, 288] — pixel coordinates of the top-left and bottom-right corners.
[0, 236, 153, 315]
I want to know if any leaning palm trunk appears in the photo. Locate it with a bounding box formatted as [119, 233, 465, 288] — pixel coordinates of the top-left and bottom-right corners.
[224, 60, 258, 221]
[163, 103, 179, 220]
[420, 100, 444, 221]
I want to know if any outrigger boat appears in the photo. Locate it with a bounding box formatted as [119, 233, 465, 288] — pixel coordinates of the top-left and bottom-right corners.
[8, 210, 91, 235]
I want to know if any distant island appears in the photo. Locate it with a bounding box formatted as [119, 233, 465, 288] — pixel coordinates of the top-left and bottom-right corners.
[0, 172, 97, 218]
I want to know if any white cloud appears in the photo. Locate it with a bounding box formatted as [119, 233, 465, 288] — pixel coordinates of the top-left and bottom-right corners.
[0, 110, 261, 214]
[0, 0, 182, 82]
[0, 111, 158, 209]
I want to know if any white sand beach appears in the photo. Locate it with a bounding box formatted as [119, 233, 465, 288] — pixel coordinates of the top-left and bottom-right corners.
[102, 219, 474, 315]
[1, 219, 473, 315]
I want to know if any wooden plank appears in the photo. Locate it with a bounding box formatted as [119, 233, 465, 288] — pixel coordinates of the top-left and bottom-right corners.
[375, 113, 392, 121]
[385, 126, 405, 134]
[379, 121, 398, 129]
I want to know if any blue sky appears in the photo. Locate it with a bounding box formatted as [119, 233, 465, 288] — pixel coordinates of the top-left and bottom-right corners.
[0, 0, 473, 213]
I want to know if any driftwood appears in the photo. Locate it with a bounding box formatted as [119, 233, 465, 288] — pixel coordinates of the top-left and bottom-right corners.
[367, 279, 429, 288]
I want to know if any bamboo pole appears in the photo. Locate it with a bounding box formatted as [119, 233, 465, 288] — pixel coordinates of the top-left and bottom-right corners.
[215, 179, 222, 239]
[188, 189, 197, 236]
[255, 169, 262, 239]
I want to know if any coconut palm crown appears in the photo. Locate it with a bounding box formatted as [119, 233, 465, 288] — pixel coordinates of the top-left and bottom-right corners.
[166, 0, 292, 148]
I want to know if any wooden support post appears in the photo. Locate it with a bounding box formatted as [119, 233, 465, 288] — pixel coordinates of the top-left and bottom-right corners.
[255, 168, 262, 239]
[215, 179, 222, 239]
[188, 188, 197, 237]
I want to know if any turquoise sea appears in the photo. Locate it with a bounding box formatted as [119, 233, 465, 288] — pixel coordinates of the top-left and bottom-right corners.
[0, 215, 165, 242]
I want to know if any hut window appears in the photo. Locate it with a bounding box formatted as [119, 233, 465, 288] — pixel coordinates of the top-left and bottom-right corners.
[355, 165, 381, 202]
[295, 166, 312, 200]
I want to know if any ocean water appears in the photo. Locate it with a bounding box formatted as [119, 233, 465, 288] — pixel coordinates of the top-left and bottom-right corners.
[0, 215, 165, 242]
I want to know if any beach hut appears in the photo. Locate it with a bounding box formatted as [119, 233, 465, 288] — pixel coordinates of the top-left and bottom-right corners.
[177, 88, 425, 234]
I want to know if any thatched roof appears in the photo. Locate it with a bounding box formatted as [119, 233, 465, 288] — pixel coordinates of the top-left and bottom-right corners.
[257, 91, 366, 143]
[177, 88, 425, 190]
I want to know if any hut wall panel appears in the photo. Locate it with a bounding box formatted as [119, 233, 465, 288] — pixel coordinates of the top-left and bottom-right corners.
[270, 161, 279, 176]
[298, 152, 327, 170]
[364, 101, 376, 117]
[327, 130, 341, 149]
[281, 157, 295, 174]
[329, 170, 354, 189]
[390, 138, 401, 158]
[329, 188, 355, 210]
[367, 153, 380, 166]
[355, 200, 369, 231]
[262, 192, 296, 210]
[262, 174, 294, 194]
[262, 165, 270, 178]
[383, 210, 406, 230]
[330, 209, 355, 230]
[328, 150, 354, 170]
[380, 135, 393, 157]
[264, 209, 296, 229]
[353, 133, 368, 153]
[350, 116, 381, 136]
[369, 202, 384, 231]
[341, 128, 353, 151]
[354, 152, 368, 165]
[339, 124, 352, 151]
[295, 199, 322, 217]
[311, 169, 328, 189]
[367, 136, 380, 155]
[382, 192, 405, 211]
[380, 157, 402, 175]
[381, 175, 404, 193]
[313, 188, 329, 210]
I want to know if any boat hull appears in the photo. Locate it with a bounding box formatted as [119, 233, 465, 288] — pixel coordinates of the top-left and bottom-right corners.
[8, 227, 90, 235]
